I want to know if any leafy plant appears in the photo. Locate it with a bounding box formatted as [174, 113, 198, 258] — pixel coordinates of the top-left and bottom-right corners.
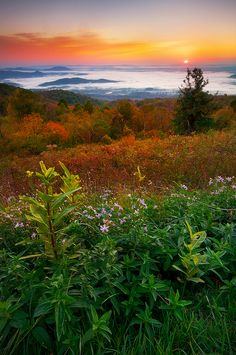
[160, 288, 192, 320]
[82, 306, 112, 348]
[20, 161, 81, 259]
[173, 221, 208, 283]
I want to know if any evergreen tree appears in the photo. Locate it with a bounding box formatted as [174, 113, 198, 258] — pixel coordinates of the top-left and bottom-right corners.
[84, 100, 94, 114]
[173, 68, 215, 134]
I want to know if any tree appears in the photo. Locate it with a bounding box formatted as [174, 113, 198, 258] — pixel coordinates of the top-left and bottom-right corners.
[7, 88, 44, 120]
[111, 100, 134, 138]
[173, 68, 215, 134]
[57, 98, 69, 114]
[44, 121, 69, 143]
[230, 98, 236, 112]
[84, 100, 94, 114]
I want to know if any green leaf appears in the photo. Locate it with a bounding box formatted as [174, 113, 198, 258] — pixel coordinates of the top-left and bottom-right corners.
[188, 277, 205, 283]
[32, 326, 51, 349]
[19, 253, 42, 260]
[10, 310, 28, 329]
[54, 205, 77, 226]
[100, 310, 111, 322]
[90, 306, 99, 323]
[59, 161, 71, 177]
[149, 319, 162, 327]
[51, 188, 80, 209]
[34, 302, 53, 317]
[173, 264, 185, 274]
[82, 329, 94, 344]
[70, 300, 90, 309]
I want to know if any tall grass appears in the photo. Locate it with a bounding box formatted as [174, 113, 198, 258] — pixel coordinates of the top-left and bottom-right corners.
[1, 131, 236, 199]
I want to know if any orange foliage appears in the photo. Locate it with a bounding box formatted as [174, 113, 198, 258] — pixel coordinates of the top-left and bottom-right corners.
[1, 131, 235, 199]
[44, 121, 69, 142]
[14, 113, 44, 139]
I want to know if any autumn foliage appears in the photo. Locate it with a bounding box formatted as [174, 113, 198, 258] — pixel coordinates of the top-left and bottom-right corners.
[44, 121, 69, 142]
[1, 130, 235, 199]
[0, 83, 235, 198]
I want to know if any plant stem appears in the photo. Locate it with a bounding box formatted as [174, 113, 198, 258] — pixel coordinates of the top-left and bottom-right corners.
[46, 186, 58, 259]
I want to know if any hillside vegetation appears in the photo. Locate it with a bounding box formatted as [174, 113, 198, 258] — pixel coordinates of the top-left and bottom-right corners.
[0, 83, 235, 156]
[0, 75, 236, 354]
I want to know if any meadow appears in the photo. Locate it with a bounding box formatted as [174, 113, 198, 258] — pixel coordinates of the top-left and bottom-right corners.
[0, 161, 235, 354]
[0, 131, 235, 199]
[0, 82, 236, 354]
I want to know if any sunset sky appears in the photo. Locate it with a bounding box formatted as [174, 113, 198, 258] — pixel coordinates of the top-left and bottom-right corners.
[0, 0, 236, 65]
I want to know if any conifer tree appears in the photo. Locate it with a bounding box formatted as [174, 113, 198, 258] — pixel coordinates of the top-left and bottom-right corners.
[173, 68, 215, 134]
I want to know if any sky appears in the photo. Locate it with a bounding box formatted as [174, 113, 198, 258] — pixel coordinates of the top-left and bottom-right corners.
[0, 0, 236, 65]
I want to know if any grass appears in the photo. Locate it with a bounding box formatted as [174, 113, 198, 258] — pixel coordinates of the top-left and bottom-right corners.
[0, 130, 235, 199]
[0, 162, 235, 354]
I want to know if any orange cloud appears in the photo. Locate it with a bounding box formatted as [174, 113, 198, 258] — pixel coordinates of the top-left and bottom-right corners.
[0, 32, 188, 64]
[0, 32, 155, 64]
[0, 32, 235, 65]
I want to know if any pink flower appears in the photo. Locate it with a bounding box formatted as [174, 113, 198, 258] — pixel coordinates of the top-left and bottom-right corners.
[15, 222, 24, 228]
[119, 218, 126, 224]
[100, 224, 109, 233]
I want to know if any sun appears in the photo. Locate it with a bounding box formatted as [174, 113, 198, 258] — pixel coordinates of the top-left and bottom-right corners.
[183, 59, 189, 64]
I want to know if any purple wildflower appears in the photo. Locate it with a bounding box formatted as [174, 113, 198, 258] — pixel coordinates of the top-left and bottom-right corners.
[100, 224, 109, 233]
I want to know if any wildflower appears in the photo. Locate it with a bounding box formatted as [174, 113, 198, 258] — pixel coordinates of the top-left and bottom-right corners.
[103, 219, 113, 226]
[211, 191, 219, 195]
[219, 186, 225, 192]
[216, 176, 224, 183]
[208, 178, 213, 185]
[100, 224, 109, 233]
[87, 215, 95, 220]
[15, 222, 24, 228]
[119, 218, 126, 224]
[26, 170, 34, 177]
[114, 203, 123, 211]
[180, 184, 188, 190]
[31, 232, 37, 239]
[226, 177, 233, 182]
[139, 198, 147, 208]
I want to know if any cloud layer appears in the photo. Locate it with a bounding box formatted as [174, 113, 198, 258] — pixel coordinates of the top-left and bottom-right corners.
[0, 32, 194, 64]
[0, 31, 235, 65]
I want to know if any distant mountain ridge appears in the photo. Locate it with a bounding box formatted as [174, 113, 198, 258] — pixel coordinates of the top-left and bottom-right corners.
[0, 69, 88, 82]
[44, 66, 72, 71]
[0, 70, 46, 79]
[39, 77, 119, 87]
[4, 66, 72, 71]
